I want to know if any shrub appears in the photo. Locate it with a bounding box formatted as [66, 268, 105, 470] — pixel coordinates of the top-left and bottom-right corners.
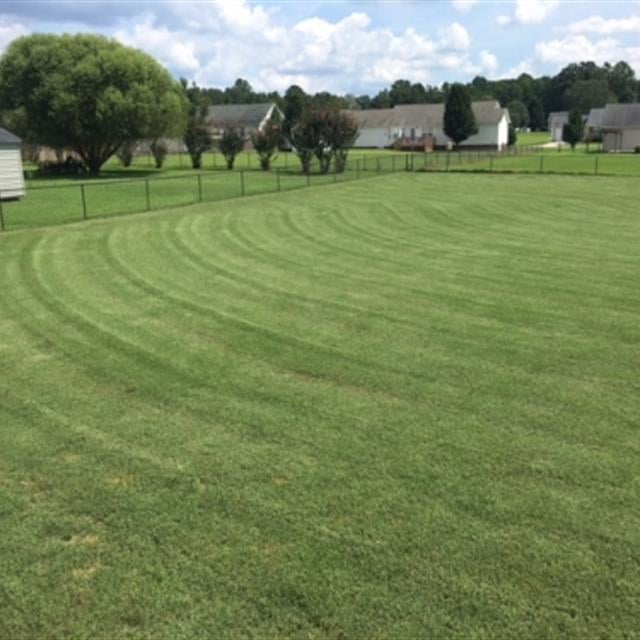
[635, 146, 640, 154]
[251, 121, 281, 171]
[218, 127, 245, 170]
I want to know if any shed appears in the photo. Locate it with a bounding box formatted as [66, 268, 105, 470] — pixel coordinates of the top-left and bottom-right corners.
[599, 103, 640, 152]
[548, 112, 569, 142]
[0, 127, 25, 199]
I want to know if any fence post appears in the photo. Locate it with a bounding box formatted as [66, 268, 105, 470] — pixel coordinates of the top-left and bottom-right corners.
[539, 155, 544, 173]
[197, 173, 203, 202]
[240, 170, 245, 196]
[0, 192, 4, 231]
[594, 155, 599, 175]
[145, 179, 151, 211]
[81, 183, 88, 220]
[277, 168, 281, 192]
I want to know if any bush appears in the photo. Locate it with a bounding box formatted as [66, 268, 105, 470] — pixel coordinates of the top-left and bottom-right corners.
[251, 121, 281, 171]
[218, 127, 245, 170]
[635, 146, 640, 154]
[38, 156, 85, 175]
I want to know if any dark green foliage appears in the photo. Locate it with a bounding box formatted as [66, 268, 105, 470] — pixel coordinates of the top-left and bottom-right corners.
[282, 85, 307, 140]
[528, 97, 546, 130]
[0, 34, 186, 174]
[508, 124, 517, 146]
[444, 84, 478, 146]
[251, 120, 281, 170]
[563, 79, 615, 112]
[183, 82, 213, 169]
[562, 109, 585, 150]
[290, 108, 358, 174]
[218, 127, 245, 170]
[507, 100, 530, 129]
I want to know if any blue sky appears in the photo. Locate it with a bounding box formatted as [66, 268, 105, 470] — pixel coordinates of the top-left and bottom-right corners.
[0, 1, 639, 94]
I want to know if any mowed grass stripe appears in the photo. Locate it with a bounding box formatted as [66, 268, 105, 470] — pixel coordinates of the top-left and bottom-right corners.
[1, 174, 639, 638]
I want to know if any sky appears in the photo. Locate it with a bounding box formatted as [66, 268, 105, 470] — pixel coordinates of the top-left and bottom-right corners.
[0, 1, 639, 94]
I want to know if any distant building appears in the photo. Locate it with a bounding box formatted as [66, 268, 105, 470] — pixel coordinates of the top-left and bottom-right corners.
[344, 101, 510, 150]
[548, 112, 569, 142]
[207, 103, 284, 141]
[585, 108, 606, 143]
[0, 127, 25, 199]
[599, 103, 640, 152]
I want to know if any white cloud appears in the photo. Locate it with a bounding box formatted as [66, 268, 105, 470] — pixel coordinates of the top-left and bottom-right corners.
[567, 15, 640, 35]
[439, 22, 471, 50]
[515, 0, 560, 25]
[0, 19, 28, 53]
[452, 0, 478, 13]
[496, 15, 512, 27]
[114, 18, 200, 72]
[479, 50, 499, 74]
[535, 34, 640, 73]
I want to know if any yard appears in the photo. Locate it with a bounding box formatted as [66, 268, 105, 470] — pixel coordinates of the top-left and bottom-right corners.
[1, 173, 638, 638]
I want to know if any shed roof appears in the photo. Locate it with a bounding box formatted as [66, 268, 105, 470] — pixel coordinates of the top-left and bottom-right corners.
[0, 126, 21, 144]
[586, 108, 606, 128]
[344, 101, 508, 130]
[207, 103, 275, 128]
[599, 103, 640, 129]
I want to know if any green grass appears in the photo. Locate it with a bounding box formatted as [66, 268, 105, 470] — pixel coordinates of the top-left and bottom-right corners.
[1, 173, 639, 638]
[516, 131, 551, 146]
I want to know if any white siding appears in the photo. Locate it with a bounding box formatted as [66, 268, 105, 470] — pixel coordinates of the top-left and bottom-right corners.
[353, 128, 391, 148]
[0, 145, 25, 199]
[551, 126, 564, 142]
[603, 129, 640, 152]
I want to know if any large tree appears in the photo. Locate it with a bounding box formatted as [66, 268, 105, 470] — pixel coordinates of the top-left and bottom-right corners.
[282, 85, 307, 140]
[507, 100, 530, 129]
[0, 34, 186, 174]
[443, 84, 477, 147]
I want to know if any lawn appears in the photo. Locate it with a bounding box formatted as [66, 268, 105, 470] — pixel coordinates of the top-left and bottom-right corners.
[516, 131, 551, 146]
[1, 173, 639, 638]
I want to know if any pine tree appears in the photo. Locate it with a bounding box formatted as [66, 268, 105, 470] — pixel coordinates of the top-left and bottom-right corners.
[562, 109, 585, 150]
[443, 84, 478, 147]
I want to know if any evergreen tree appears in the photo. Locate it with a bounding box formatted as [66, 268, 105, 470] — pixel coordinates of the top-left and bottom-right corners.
[562, 109, 585, 150]
[443, 84, 477, 147]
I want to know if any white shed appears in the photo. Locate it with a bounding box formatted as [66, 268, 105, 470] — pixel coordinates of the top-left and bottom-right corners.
[600, 104, 640, 152]
[0, 127, 25, 199]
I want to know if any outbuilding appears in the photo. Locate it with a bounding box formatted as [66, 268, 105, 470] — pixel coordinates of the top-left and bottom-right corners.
[548, 112, 569, 142]
[600, 103, 640, 152]
[0, 127, 25, 199]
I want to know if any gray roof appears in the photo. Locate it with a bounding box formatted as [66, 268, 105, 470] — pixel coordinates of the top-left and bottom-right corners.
[0, 126, 21, 144]
[344, 101, 508, 129]
[548, 111, 569, 129]
[207, 103, 275, 128]
[586, 108, 606, 128]
[599, 103, 640, 129]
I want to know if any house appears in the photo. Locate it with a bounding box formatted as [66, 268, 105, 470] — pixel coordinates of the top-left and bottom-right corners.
[548, 111, 569, 142]
[599, 103, 640, 152]
[207, 102, 284, 141]
[0, 127, 25, 199]
[344, 101, 510, 150]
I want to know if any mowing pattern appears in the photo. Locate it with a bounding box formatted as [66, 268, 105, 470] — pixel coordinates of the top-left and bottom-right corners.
[1, 174, 639, 638]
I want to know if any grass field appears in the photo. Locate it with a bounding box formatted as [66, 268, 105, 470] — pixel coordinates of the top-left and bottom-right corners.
[515, 131, 551, 146]
[1, 173, 639, 638]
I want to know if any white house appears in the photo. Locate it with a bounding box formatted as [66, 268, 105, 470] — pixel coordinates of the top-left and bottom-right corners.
[599, 103, 640, 152]
[0, 127, 25, 199]
[548, 112, 569, 142]
[345, 101, 510, 150]
[207, 102, 284, 140]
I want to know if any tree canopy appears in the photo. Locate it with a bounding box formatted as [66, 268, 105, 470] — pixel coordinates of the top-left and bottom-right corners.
[563, 109, 585, 150]
[0, 33, 187, 173]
